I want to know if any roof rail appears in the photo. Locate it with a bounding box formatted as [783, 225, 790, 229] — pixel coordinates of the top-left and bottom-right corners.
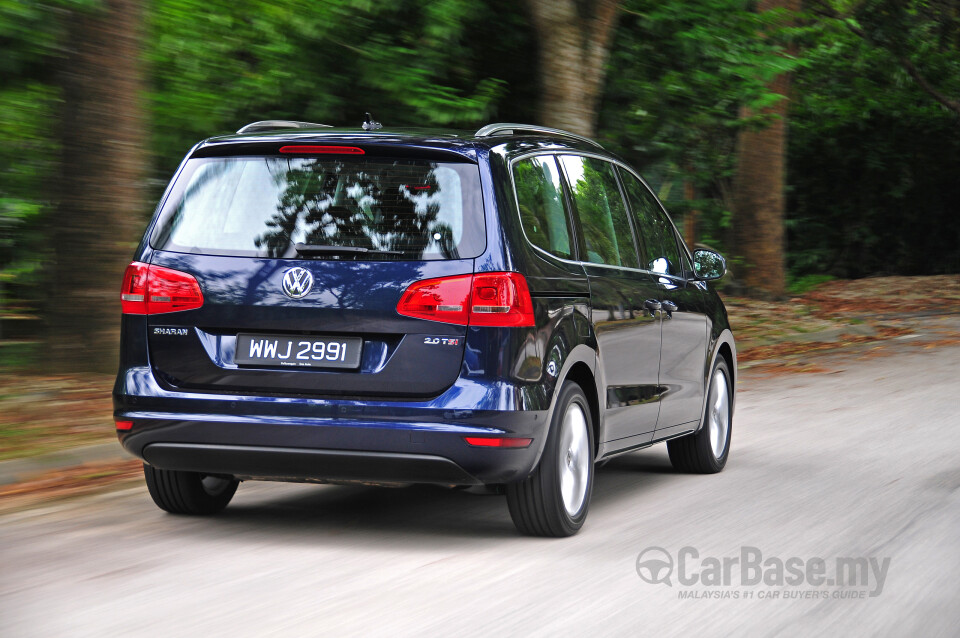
[236, 120, 333, 134]
[475, 123, 602, 149]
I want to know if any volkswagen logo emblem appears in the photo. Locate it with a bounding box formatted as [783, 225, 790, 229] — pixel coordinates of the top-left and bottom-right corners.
[281, 267, 314, 299]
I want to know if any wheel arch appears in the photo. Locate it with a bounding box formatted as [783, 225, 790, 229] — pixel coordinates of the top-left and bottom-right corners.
[562, 360, 601, 458]
[537, 340, 601, 460]
[696, 328, 737, 433]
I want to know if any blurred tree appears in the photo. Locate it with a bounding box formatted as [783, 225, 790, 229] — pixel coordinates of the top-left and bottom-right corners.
[787, 0, 960, 278]
[146, 0, 535, 177]
[809, 0, 960, 116]
[525, 0, 621, 136]
[600, 0, 798, 260]
[731, 0, 801, 300]
[48, 0, 146, 371]
[0, 1, 68, 319]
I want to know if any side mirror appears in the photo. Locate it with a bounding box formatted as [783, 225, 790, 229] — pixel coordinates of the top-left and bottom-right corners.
[692, 249, 726, 281]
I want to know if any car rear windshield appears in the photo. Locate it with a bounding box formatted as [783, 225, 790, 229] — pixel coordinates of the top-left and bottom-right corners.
[151, 156, 485, 260]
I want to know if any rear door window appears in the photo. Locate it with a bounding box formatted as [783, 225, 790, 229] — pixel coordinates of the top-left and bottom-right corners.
[512, 155, 574, 260]
[559, 155, 639, 269]
[152, 156, 484, 260]
[619, 168, 683, 277]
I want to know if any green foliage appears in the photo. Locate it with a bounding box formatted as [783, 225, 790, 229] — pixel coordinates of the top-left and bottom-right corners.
[0, 1, 78, 310]
[788, 0, 960, 277]
[787, 273, 835, 295]
[146, 0, 530, 176]
[599, 0, 803, 253]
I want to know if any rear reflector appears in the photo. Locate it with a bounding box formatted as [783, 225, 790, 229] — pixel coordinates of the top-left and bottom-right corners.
[396, 272, 535, 327]
[115, 420, 133, 431]
[121, 262, 204, 315]
[279, 145, 365, 155]
[464, 437, 533, 448]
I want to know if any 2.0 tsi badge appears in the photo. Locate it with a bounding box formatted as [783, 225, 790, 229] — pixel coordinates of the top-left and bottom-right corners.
[281, 267, 314, 299]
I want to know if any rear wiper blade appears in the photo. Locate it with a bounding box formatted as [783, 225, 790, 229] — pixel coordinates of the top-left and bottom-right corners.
[294, 243, 403, 257]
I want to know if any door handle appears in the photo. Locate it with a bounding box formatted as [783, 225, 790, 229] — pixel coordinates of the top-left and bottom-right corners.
[644, 299, 661, 317]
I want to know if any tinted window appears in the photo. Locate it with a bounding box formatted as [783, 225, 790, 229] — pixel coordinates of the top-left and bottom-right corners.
[620, 169, 682, 277]
[512, 156, 573, 259]
[152, 156, 484, 260]
[559, 155, 638, 269]
[678, 242, 693, 276]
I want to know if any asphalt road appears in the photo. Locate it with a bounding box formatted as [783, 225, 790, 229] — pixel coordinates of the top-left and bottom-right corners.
[2, 328, 959, 637]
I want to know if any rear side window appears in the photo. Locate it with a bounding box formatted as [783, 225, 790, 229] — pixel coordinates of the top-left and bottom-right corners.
[619, 168, 682, 277]
[152, 156, 484, 260]
[512, 155, 573, 260]
[559, 155, 639, 269]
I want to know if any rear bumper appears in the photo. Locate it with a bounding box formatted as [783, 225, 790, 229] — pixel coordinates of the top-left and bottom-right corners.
[115, 367, 548, 485]
[119, 414, 542, 485]
[142, 443, 484, 485]
[117, 411, 545, 485]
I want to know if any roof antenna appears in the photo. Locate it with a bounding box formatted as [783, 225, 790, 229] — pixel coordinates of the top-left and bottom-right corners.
[362, 112, 382, 131]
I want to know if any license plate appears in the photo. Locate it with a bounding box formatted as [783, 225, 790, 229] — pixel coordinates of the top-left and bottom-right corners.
[235, 334, 362, 369]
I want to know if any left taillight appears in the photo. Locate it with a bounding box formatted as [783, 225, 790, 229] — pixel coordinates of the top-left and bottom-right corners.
[121, 262, 204, 314]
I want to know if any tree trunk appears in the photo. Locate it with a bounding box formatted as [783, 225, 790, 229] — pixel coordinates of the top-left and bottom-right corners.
[48, 0, 146, 372]
[525, 0, 621, 137]
[732, 0, 800, 300]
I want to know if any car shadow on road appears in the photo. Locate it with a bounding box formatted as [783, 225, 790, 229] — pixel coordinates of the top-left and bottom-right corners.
[182, 447, 681, 544]
[590, 448, 678, 515]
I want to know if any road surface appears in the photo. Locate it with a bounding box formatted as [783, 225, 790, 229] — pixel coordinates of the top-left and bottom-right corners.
[2, 329, 959, 637]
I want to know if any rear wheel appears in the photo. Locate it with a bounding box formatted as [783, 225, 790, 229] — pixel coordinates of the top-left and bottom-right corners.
[143, 464, 238, 515]
[506, 382, 594, 537]
[667, 358, 732, 473]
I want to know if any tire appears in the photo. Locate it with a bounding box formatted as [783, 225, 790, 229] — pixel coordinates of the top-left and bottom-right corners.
[667, 357, 733, 473]
[143, 464, 238, 515]
[506, 382, 594, 537]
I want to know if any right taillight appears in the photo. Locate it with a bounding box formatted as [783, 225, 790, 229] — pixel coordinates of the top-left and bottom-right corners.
[468, 272, 535, 327]
[396, 272, 535, 327]
[121, 262, 204, 315]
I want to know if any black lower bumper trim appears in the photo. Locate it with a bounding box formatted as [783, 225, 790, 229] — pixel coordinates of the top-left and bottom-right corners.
[142, 443, 483, 486]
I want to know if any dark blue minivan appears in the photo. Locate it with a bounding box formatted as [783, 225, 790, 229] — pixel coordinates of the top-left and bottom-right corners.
[115, 121, 736, 536]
